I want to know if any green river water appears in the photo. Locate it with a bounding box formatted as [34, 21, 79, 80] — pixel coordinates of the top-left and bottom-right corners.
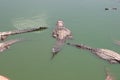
[0, 0, 120, 80]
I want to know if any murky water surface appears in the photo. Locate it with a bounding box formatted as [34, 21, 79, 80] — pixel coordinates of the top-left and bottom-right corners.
[0, 0, 120, 80]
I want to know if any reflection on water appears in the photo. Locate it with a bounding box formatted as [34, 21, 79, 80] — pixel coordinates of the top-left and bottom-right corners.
[12, 14, 48, 30]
